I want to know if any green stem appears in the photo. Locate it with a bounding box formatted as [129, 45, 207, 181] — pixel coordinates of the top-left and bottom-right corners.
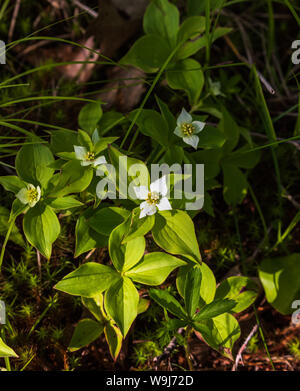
[184, 326, 194, 371]
[253, 304, 275, 370]
[1, 329, 11, 371]
[248, 183, 269, 247]
[121, 42, 182, 151]
[28, 296, 57, 336]
[205, 0, 211, 66]
[233, 208, 247, 275]
[0, 217, 15, 273]
[4, 357, 11, 371]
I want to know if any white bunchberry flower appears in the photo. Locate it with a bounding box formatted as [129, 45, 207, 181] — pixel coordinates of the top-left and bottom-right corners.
[74, 145, 107, 167]
[174, 108, 205, 150]
[16, 183, 41, 208]
[133, 176, 172, 219]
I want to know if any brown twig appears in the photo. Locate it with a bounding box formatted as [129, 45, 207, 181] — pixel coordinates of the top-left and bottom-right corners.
[8, 0, 21, 42]
[72, 0, 98, 18]
[153, 328, 185, 370]
[223, 35, 275, 95]
[232, 324, 258, 371]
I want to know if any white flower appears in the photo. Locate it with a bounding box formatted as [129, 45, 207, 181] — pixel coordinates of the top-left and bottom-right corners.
[133, 176, 172, 218]
[174, 108, 205, 150]
[16, 183, 41, 208]
[74, 145, 107, 167]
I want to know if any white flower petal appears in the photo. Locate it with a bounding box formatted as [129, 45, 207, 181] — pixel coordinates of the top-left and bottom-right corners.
[92, 155, 107, 167]
[177, 108, 192, 126]
[192, 121, 206, 134]
[157, 197, 172, 211]
[134, 186, 149, 200]
[174, 126, 183, 137]
[183, 135, 199, 150]
[139, 201, 157, 218]
[28, 199, 37, 208]
[81, 160, 92, 166]
[74, 145, 87, 160]
[150, 175, 168, 196]
[16, 188, 29, 204]
[36, 186, 41, 201]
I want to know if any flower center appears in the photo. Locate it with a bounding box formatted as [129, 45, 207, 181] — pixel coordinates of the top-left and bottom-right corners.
[85, 151, 95, 161]
[27, 188, 39, 202]
[181, 123, 195, 136]
[146, 191, 160, 205]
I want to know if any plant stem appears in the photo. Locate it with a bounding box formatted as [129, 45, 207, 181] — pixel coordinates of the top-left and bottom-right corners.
[233, 208, 247, 275]
[0, 217, 15, 273]
[248, 183, 269, 247]
[253, 304, 275, 370]
[184, 326, 194, 371]
[121, 42, 182, 151]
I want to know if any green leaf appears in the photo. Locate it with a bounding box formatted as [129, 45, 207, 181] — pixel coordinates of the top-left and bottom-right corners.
[9, 198, 28, 220]
[152, 210, 201, 264]
[219, 108, 240, 154]
[155, 96, 177, 143]
[82, 294, 106, 322]
[0, 338, 18, 358]
[196, 125, 226, 149]
[194, 313, 241, 359]
[177, 262, 216, 307]
[222, 145, 261, 169]
[122, 208, 155, 243]
[78, 102, 103, 135]
[55, 262, 120, 297]
[104, 277, 139, 337]
[23, 203, 60, 259]
[129, 109, 170, 147]
[166, 59, 204, 105]
[120, 35, 171, 73]
[164, 146, 184, 165]
[104, 322, 123, 360]
[149, 288, 187, 319]
[0, 206, 25, 247]
[108, 146, 149, 199]
[98, 111, 125, 136]
[93, 137, 119, 155]
[188, 0, 225, 14]
[126, 252, 186, 285]
[138, 298, 150, 314]
[109, 219, 145, 272]
[258, 253, 300, 315]
[215, 276, 258, 313]
[222, 163, 248, 206]
[0, 176, 26, 194]
[75, 213, 107, 257]
[47, 196, 83, 210]
[177, 16, 206, 44]
[77, 129, 93, 150]
[191, 149, 222, 179]
[194, 299, 236, 321]
[16, 143, 55, 188]
[88, 207, 130, 236]
[183, 266, 202, 317]
[50, 129, 78, 153]
[49, 160, 93, 197]
[143, 0, 179, 49]
[68, 318, 104, 352]
[176, 27, 232, 60]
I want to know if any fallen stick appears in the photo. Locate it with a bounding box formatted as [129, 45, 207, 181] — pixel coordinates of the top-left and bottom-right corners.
[153, 328, 185, 370]
[232, 324, 258, 371]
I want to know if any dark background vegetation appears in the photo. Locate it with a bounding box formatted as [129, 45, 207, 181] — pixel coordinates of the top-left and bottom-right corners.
[0, 0, 299, 371]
